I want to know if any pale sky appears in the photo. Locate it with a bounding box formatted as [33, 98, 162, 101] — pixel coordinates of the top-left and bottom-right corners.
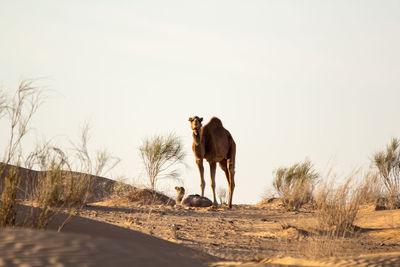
[1, 1, 400, 204]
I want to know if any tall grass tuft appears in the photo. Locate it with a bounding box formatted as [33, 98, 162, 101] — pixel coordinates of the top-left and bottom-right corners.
[315, 174, 366, 237]
[0, 80, 42, 227]
[373, 138, 400, 209]
[272, 159, 318, 211]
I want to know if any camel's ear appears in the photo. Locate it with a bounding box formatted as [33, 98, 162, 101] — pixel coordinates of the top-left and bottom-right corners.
[199, 117, 203, 122]
[188, 117, 193, 122]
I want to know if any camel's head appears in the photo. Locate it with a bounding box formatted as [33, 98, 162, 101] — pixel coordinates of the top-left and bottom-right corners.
[174, 186, 185, 203]
[188, 116, 203, 135]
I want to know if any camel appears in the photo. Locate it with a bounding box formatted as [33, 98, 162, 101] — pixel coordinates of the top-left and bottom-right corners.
[188, 116, 236, 208]
[174, 186, 212, 207]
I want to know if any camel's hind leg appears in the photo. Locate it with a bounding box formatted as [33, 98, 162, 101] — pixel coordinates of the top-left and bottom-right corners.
[219, 159, 234, 208]
[227, 158, 235, 209]
[196, 159, 205, 197]
[226, 140, 236, 209]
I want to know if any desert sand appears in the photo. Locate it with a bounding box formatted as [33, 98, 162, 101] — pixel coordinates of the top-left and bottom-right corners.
[1, 175, 400, 266]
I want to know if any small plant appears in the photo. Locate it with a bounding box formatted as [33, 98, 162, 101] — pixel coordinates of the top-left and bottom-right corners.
[272, 159, 318, 211]
[217, 186, 227, 205]
[373, 138, 400, 209]
[139, 133, 186, 190]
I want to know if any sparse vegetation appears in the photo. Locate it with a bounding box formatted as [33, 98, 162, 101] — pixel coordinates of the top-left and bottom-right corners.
[0, 81, 119, 230]
[272, 159, 318, 211]
[139, 133, 186, 190]
[2, 82, 400, 264]
[373, 138, 400, 209]
[0, 80, 42, 227]
[315, 176, 365, 237]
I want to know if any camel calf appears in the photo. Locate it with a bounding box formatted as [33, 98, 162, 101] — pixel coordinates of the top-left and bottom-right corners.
[174, 186, 212, 207]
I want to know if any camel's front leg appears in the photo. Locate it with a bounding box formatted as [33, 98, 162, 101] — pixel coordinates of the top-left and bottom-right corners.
[196, 159, 205, 197]
[209, 162, 217, 205]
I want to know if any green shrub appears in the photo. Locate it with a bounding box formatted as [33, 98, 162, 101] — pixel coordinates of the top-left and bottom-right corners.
[272, 159, 318, 211]
[139, 133, 185, 190]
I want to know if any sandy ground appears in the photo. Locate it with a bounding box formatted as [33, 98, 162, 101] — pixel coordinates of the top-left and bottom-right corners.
[1, 199, 400, 266]
[1, 169, 400, 266]
[76, 199, 400, 266]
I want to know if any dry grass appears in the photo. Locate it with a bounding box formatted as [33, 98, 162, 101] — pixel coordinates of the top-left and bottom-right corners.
[302, 233, 359, 259]
[290, 171, 372, 258]
[315, 176, 364, 237]
[0, 165, 20, 226]
[0, 80, 42, 227]
[0, 81, 119, 230]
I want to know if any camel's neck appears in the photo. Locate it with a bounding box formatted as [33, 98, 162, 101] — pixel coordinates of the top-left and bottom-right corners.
[192, 130, 205, 159]
[192, 131, 201, 146]
[192, 131, 205, 158]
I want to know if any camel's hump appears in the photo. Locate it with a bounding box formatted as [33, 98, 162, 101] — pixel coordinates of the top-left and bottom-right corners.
[206, 117, 223, 127]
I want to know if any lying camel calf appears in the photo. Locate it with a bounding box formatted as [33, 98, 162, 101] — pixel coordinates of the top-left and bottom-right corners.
[174, 186, 212, 207]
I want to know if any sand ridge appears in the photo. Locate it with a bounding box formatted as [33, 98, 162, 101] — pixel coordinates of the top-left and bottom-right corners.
[0, 213, 217, 267]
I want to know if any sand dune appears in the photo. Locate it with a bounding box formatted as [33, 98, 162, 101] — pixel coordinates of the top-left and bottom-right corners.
[0, 214, 217, 267]
[0, 228, 135, 266]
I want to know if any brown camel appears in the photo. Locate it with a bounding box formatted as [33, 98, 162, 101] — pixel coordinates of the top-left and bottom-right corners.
[174, 186, 212, 207]
[188, 116, 236, 208]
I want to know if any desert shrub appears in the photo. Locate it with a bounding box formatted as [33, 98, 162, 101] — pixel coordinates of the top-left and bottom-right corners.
[272, 159, 318, 211]
[373, 138, 400, 209]
[139, 133, 186, 190]
[315, 176, 366, 237]
[0, 166, 20, 226]
[24, 125, 120, 229]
